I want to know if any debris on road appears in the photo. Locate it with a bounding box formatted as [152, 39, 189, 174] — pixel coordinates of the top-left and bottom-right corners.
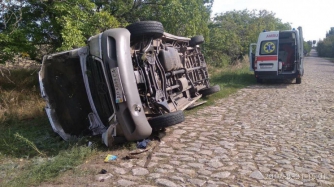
[137, 139, 151, 149]
[104, 154, 117, 162]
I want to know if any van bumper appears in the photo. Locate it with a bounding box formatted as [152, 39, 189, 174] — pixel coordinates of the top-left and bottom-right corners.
[99, 28, 152, 141]
[255, 71, 300, 80]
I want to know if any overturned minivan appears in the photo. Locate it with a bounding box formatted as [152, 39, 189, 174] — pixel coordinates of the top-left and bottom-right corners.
[249, 27, 304, 84]
[39, 21, 220, 145]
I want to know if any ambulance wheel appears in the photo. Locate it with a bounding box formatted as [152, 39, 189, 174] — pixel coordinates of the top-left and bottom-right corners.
[296, 77, 301, 84]
[256, 78, 263, 83]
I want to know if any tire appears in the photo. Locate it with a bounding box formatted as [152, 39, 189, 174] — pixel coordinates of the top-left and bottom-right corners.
[256, 78, 263, 83]
[296, 77, 301, 84]
[189, 35, 204, 46]
[199, 85, 220, 96]
[148, 110, 185, 129]
[126, 21, 164, 40]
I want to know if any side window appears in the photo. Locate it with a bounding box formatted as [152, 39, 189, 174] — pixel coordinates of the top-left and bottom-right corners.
[260, 40, 277, 55]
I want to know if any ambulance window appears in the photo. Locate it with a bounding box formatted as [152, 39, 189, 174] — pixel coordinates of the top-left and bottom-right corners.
[260, 40, 277, 55]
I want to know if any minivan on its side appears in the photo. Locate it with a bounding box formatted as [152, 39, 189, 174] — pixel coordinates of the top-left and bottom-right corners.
[39, 21, 220, 146]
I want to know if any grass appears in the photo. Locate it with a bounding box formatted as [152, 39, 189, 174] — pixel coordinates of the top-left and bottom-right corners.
[185, 61, 255, 114]
[325, 58, 334, 63]
[0, 61, 256, 186]
[0, 68, 100, 186]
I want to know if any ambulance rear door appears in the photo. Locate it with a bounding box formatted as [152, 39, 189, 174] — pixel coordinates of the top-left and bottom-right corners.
[255, 31, 279, 74]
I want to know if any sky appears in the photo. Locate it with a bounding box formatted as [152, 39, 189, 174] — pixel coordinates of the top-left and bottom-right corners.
[211, 0, 334, 41]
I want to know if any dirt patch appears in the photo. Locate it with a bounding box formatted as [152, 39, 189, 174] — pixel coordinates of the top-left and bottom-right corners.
[38, 129, 170, 186]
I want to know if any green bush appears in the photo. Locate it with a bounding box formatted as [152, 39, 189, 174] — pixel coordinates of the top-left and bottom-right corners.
[317, 35, 334, 58]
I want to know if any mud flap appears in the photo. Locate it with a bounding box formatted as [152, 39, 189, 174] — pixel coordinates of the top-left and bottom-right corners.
[102, 120, 118, 147]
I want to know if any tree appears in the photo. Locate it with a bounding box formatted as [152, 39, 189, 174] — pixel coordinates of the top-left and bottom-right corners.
[0, 0, 120, 63]
[95, 0, 213, 37]
[304, 40, 312, 54]
[317, 27, 334, 57]
[205, 9, 291, 66]
[1, 0, 214, 63]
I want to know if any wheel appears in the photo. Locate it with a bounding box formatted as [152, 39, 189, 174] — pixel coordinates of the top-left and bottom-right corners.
[296, 77, 301, 84]
[256, 78, 263, 83]
[126, 21, 164, 40]
[148, 110, 185, 129]
[199, 85, 220, 96]
[189, 35, 204, 46]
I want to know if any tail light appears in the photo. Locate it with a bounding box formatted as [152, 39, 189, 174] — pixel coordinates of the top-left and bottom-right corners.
[254, 57, 258, 70]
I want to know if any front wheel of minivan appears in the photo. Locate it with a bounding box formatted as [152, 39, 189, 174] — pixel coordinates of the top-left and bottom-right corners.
[148, 110, 185, 130]
[296, 77, 301, 84]
[189, 35, 204, 46]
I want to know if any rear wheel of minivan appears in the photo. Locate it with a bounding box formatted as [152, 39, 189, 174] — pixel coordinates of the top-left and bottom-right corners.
[126, 21, 164, 41]
[148, 110, 185, 130]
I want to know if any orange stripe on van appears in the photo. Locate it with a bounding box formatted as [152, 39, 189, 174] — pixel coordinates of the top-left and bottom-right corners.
[256, 56, 277, 61]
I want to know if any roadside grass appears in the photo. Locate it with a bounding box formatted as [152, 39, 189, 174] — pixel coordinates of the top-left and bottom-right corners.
[185, 61, 255, 114]
[0, 61, 255, 186]
[0, 68, 101, 186]
[325, 58, 334, 63]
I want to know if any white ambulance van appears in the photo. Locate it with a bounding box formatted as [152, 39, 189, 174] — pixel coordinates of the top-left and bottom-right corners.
[249, 27, 304, 84]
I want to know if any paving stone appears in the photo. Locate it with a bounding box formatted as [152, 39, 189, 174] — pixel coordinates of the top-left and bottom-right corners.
[207, 160, 224, 168]
[117, 179, 136, 187]
[287, 178, 303, 185]
[197, 169, 212, 175]
[249, 171, 265, 180]
[169, 176, 185, 183]
[212, 171, 231, 178]
[188, 179, 206, 186]
[156, 178, 178, 187]
[147, 173, 161, 179]
[176, 168, 196, 176]
[199, 150, 213, 156]
[173, 130, 187, 135]
[114, 168, 128, 175]
[188, 163, 204, 169]
[132, 168, 149, 176]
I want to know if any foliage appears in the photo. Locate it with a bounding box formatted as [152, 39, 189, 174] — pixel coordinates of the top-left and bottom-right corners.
[94, 0, 213, 37]
[317, 27, 334, 57]
[313, 40, 316, 45]
[185, 60, 254, 114]
[0, 0, 120, 63]
[205, 9, 291, 66]
[304, 40, 312, 55]
[1, 1, 295, 66]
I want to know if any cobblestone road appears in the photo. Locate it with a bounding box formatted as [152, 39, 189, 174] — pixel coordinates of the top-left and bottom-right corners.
[100, 50, 334, 187]
[46, 50, 334, 187]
